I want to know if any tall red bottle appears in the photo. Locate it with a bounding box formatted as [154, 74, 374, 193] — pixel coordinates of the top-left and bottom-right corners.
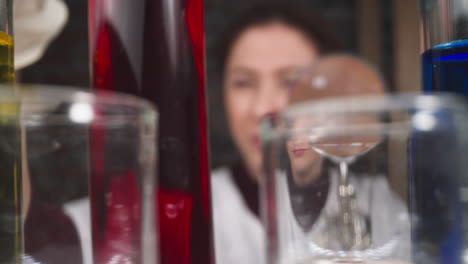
[88, 0, 213, 263]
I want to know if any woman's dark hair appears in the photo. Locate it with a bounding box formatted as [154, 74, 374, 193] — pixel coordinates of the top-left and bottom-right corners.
[211, 1, 343, 168]
[216, 1, 342, 75]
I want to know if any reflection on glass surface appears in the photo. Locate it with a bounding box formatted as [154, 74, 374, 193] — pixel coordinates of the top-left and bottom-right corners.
[0, 85, 157, 264]
[262, 94, 468, 264]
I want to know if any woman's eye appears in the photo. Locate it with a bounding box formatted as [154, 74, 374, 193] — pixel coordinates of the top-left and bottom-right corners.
[280, 70, 302, 89]
[232, 79, 254, 89]
[281, 78, 297, 89]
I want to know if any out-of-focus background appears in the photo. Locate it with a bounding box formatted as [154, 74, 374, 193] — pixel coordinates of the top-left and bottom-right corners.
[15, 0, 421, 173]
[205, 0, 421, 168]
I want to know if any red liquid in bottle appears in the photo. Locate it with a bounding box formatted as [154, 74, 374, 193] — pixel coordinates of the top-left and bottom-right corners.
[89, 0, 213, 263]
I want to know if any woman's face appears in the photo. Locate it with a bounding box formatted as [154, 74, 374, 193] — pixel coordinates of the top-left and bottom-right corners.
[224, 23, 319, 181]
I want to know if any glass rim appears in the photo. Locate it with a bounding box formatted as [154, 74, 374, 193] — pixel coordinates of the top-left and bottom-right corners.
[0, 84, 158, 125]
[260, 92, 468, 143]
[281, 92, 466, 121]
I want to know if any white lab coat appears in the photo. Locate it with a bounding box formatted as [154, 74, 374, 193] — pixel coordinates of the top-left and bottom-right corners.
[211, 167, 411, 264]
[63, 198, 92, 264]
[63, 167, 410, 264]
[211, 167, 266, 264]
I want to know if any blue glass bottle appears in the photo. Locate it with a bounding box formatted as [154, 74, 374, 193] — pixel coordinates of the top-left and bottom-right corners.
[417, 0, 468, 262]
[422, 39, 468, 94]
[416, 40, 467, 263]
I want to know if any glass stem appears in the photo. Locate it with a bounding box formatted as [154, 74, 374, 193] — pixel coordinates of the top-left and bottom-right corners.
[339, 161, 348, 185]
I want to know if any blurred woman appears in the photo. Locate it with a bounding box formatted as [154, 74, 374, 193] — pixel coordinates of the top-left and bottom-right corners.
[211, 2, 340, 264]
[211, 2, 408, 264]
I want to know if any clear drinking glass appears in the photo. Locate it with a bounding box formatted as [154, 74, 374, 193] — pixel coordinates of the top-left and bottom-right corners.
[261, 93, 468, 264]
[0, 84, 158, 264]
